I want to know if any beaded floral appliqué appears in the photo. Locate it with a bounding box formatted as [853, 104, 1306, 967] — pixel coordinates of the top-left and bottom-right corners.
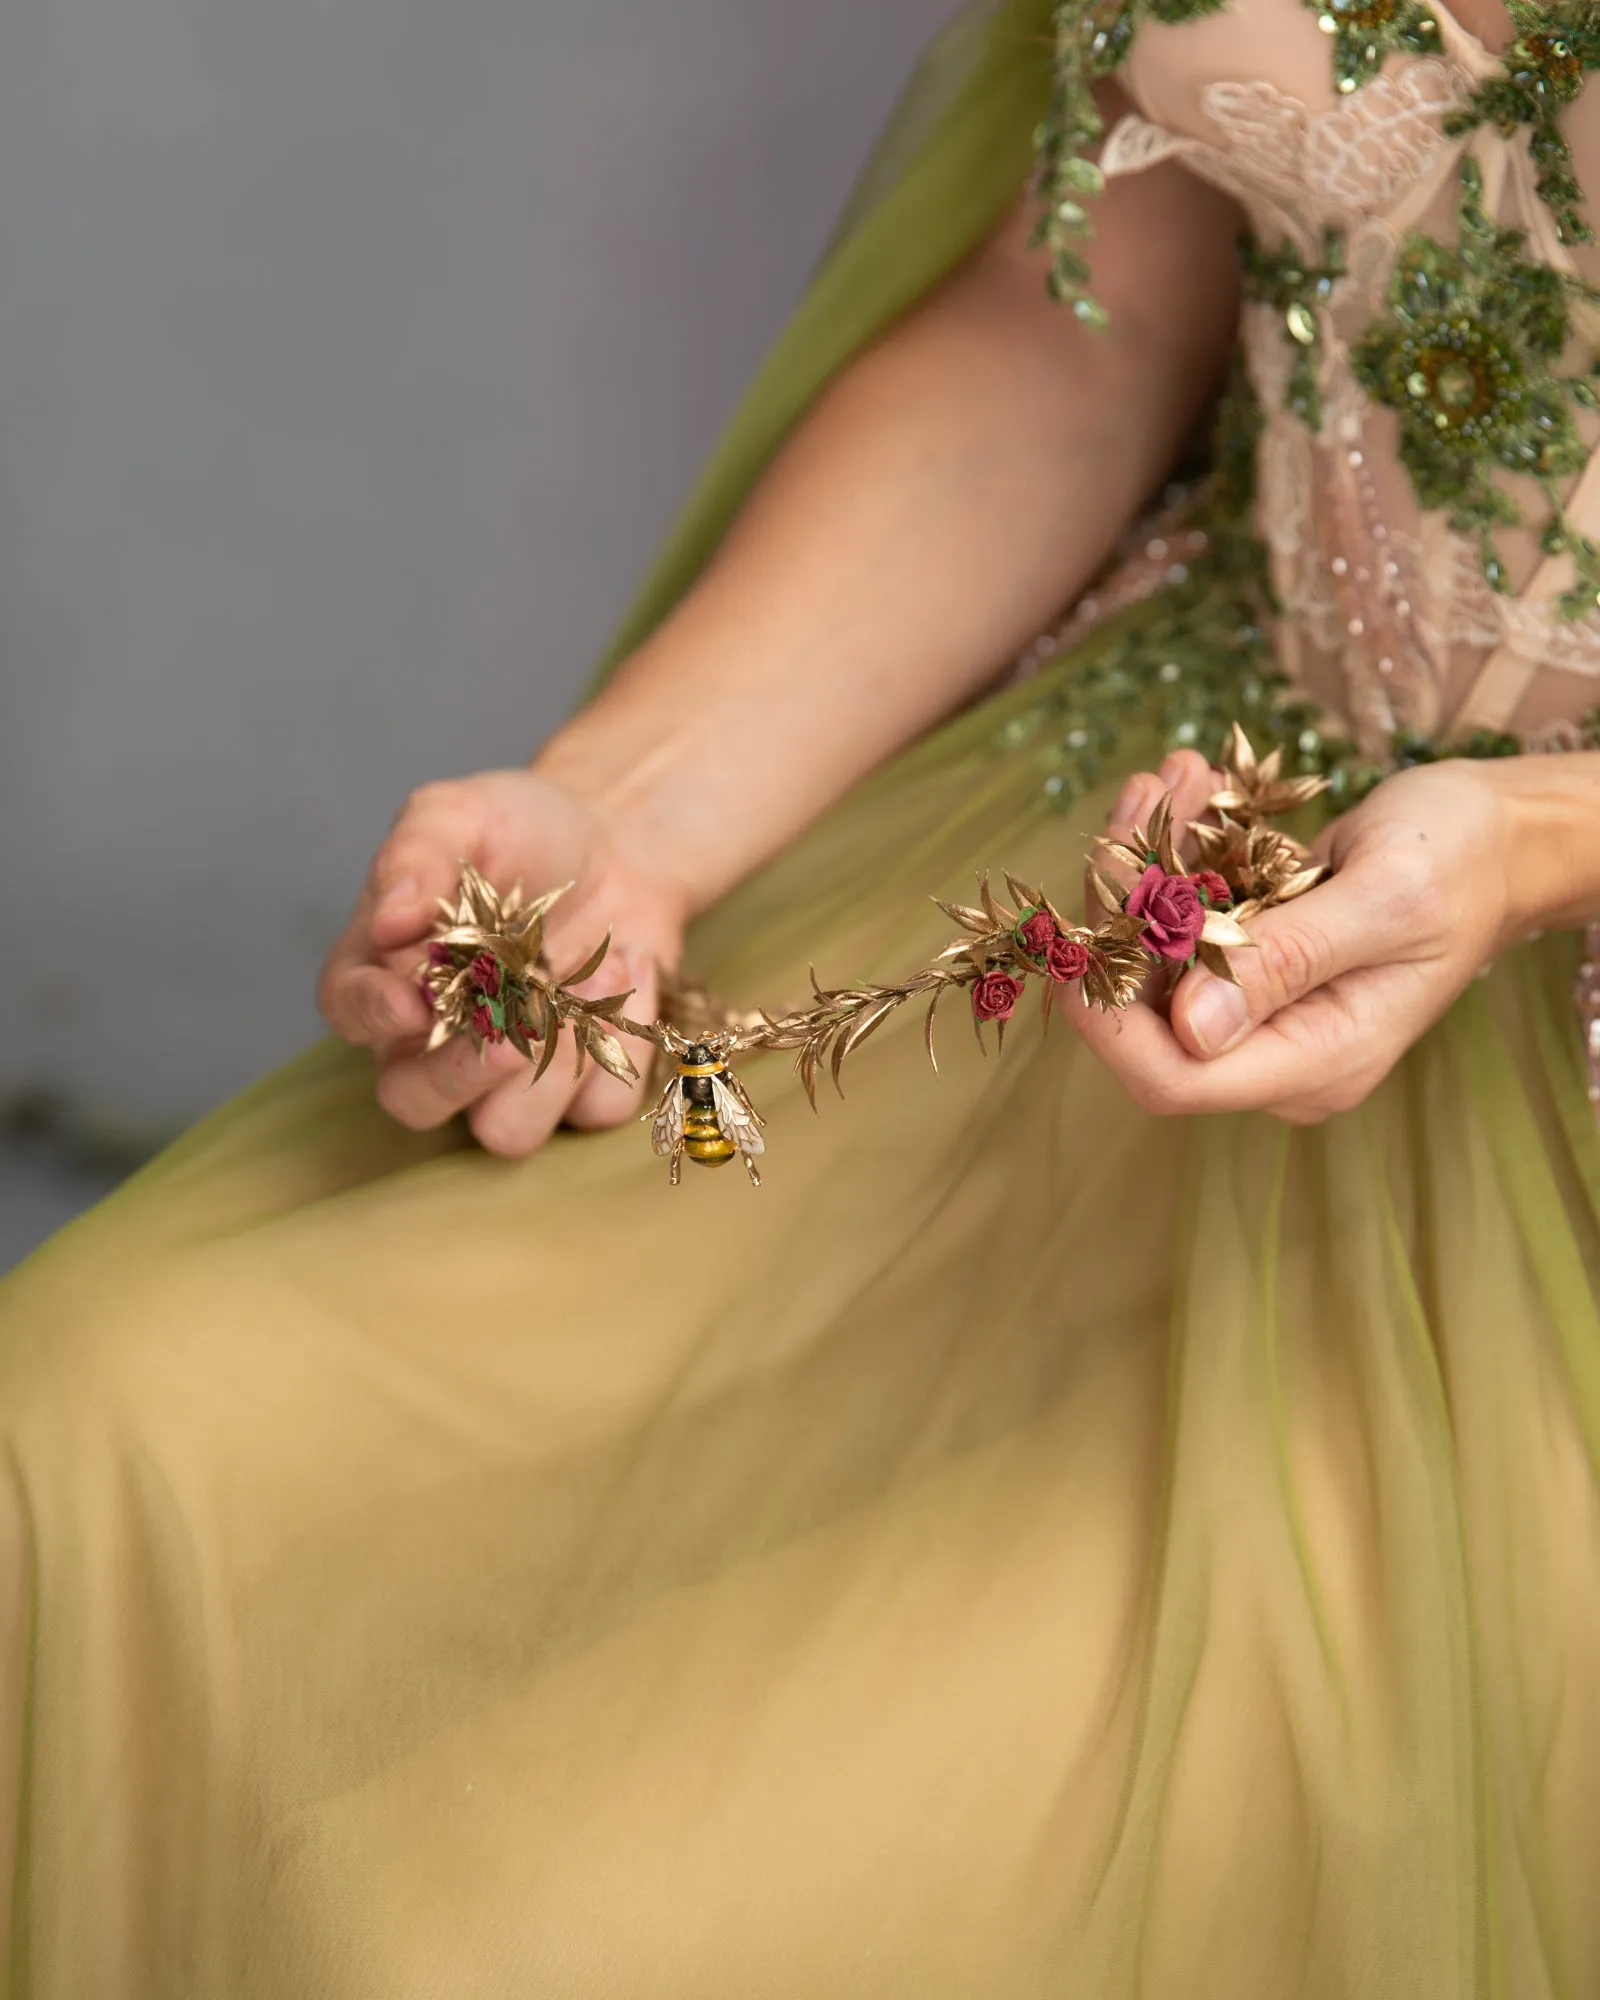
[1444, 2, 1600, 245]
[1304, 0, 1444, 96]
[1240, 230, 1347, 427]
[1350, 157, 1600, 616]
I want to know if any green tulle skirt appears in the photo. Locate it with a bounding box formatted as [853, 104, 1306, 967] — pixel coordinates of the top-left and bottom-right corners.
[4, 7, 1600, 1991]
[1, 639, 1598, 1996]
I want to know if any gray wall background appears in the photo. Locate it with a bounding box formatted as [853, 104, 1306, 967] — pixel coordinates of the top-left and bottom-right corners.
[0, 0, 959, 1258]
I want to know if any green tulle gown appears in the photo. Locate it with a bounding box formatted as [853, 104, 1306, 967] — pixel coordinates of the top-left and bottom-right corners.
[4, 3, 1600, 1994]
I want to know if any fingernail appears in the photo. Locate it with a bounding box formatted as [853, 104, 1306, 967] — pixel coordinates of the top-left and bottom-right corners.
[1188, 976, 1252, 1057]
[375, 876, 416, 919]
[1110, 778, 1147, 826]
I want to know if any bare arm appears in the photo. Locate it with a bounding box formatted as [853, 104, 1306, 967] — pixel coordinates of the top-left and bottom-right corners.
[535, 138, 1243, 912]
[322, 131, 1245, 1153]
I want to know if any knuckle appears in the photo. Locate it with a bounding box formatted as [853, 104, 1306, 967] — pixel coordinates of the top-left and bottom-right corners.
[470, 1091, 549, 1158]
[1248, 924, 1331, 1012]
[1374, 838, 1443, 929]
[1127, 1070, 1189, 1119]
[315, 967, 340, 1028]
[396, 778, 457, 823]
[375, 1065, 449, 1131]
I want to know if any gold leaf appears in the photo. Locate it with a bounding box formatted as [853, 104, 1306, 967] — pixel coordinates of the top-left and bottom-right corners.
[797, 1044, 819, 1110]
[1088, 865, 1127, 916]
[1230, 721, 1258, 783]
[587, 1027, 638, 1084]
[1147, 792, 1173, 866]
[1273, 865, 1328, 903]
[923, 987, 944, 1074]
[425, 1018, 454, 1054]
[932, 899, 992, 934]
[842, 998, 898, 1060]
[524, 882, 574, 923]
[978, 873, 1004, 928]
[1200, 909, 1254, 948]
[562, 929, 613, 989]
[1095, 839, 1147, 874]
[530, 1023, 562, 1085]
[1196, 940, 1242, 986]
[581, 989, 637, 1018]
[1004, 873, 1044, 911]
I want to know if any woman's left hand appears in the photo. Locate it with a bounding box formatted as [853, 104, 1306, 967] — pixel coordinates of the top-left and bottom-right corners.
[1067, 747, 1530, 1125]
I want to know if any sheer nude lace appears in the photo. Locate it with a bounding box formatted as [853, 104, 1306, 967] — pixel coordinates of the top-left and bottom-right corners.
[1103, 0, 1600, 757]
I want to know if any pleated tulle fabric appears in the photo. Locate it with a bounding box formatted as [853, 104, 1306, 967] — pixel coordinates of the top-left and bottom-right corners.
[3, 2, 1600, 1989]
[2, 657, 1598, 1996]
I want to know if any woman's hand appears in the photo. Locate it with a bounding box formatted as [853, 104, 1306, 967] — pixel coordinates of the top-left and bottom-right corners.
[318, 770, 688, 1156]
[1067, 748, 1537, 1125]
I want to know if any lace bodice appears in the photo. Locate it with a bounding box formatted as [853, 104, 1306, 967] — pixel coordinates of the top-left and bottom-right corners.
[1078, 0, 1600, 755]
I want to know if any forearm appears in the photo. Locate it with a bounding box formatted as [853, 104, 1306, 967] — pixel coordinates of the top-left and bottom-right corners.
[1495, 752, 1600, 938]
[535, 152, 1240, 913]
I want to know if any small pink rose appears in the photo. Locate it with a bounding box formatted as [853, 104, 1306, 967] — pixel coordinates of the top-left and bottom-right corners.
[1017, 910, 1057, 955]
[1045, 935, 1090, 983]
[1125, 864, 1206, 962]
[972, 971, 1024, 1022]
[1193, 869, 1232, 909]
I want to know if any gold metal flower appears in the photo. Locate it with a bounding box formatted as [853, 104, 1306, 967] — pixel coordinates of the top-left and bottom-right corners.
[421, 863, 643, 1086]
[1208, 722, 1329, 822]
[1187, 818, 1326, 917]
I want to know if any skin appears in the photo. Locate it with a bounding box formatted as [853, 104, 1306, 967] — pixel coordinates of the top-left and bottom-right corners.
[1080, 746, 1600, 1125]
[319, 89, 1600, 1151]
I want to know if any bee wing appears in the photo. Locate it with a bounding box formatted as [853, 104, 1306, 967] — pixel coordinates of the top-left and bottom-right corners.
[649, 1082, 685, 1158]
[711, 1074, 766, 1157]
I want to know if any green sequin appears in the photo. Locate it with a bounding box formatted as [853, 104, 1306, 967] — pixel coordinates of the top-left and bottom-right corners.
[1239, 231, 1346, 429]
[1032, 0, 1229, 315]
[1350, 159, 1600, 602]
[1303, 0, 1443, 95]
[1444, 2, 1600, 246]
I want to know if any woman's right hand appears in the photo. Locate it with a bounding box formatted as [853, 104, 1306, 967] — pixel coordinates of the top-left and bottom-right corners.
[317, 769, 689, 1156]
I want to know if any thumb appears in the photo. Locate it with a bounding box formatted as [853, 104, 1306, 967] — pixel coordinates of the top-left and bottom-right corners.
[1170, 872, 1377, 1060]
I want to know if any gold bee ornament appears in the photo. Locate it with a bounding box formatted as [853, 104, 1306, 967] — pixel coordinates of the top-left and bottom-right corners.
[647, 1031, 767, 1187]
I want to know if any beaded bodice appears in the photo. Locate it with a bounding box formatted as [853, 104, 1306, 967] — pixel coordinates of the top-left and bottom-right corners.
[1043, 0, 1600, 757]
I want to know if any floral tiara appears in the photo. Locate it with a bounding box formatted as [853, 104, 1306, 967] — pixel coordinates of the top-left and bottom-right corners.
[419, 727, 1327, 1185]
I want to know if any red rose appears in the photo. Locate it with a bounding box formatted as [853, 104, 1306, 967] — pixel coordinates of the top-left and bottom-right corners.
[469, 951, 502, 998]
[1193, 869, 1232, 908]
[1045, 935, 1090, 983]
[1017, 910, 1057, 955]
[971, 971, 1024, 1021]
[427, 940, 455, 969]
[471, 1001, 504, 1044]
[1125, 864, 1206, 962]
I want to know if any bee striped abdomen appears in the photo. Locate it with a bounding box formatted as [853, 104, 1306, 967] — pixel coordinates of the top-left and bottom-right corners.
[682, 1097, 737, 1166]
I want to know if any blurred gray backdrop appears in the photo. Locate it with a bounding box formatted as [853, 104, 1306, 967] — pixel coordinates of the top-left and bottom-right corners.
[0, 0, 958, 1264]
